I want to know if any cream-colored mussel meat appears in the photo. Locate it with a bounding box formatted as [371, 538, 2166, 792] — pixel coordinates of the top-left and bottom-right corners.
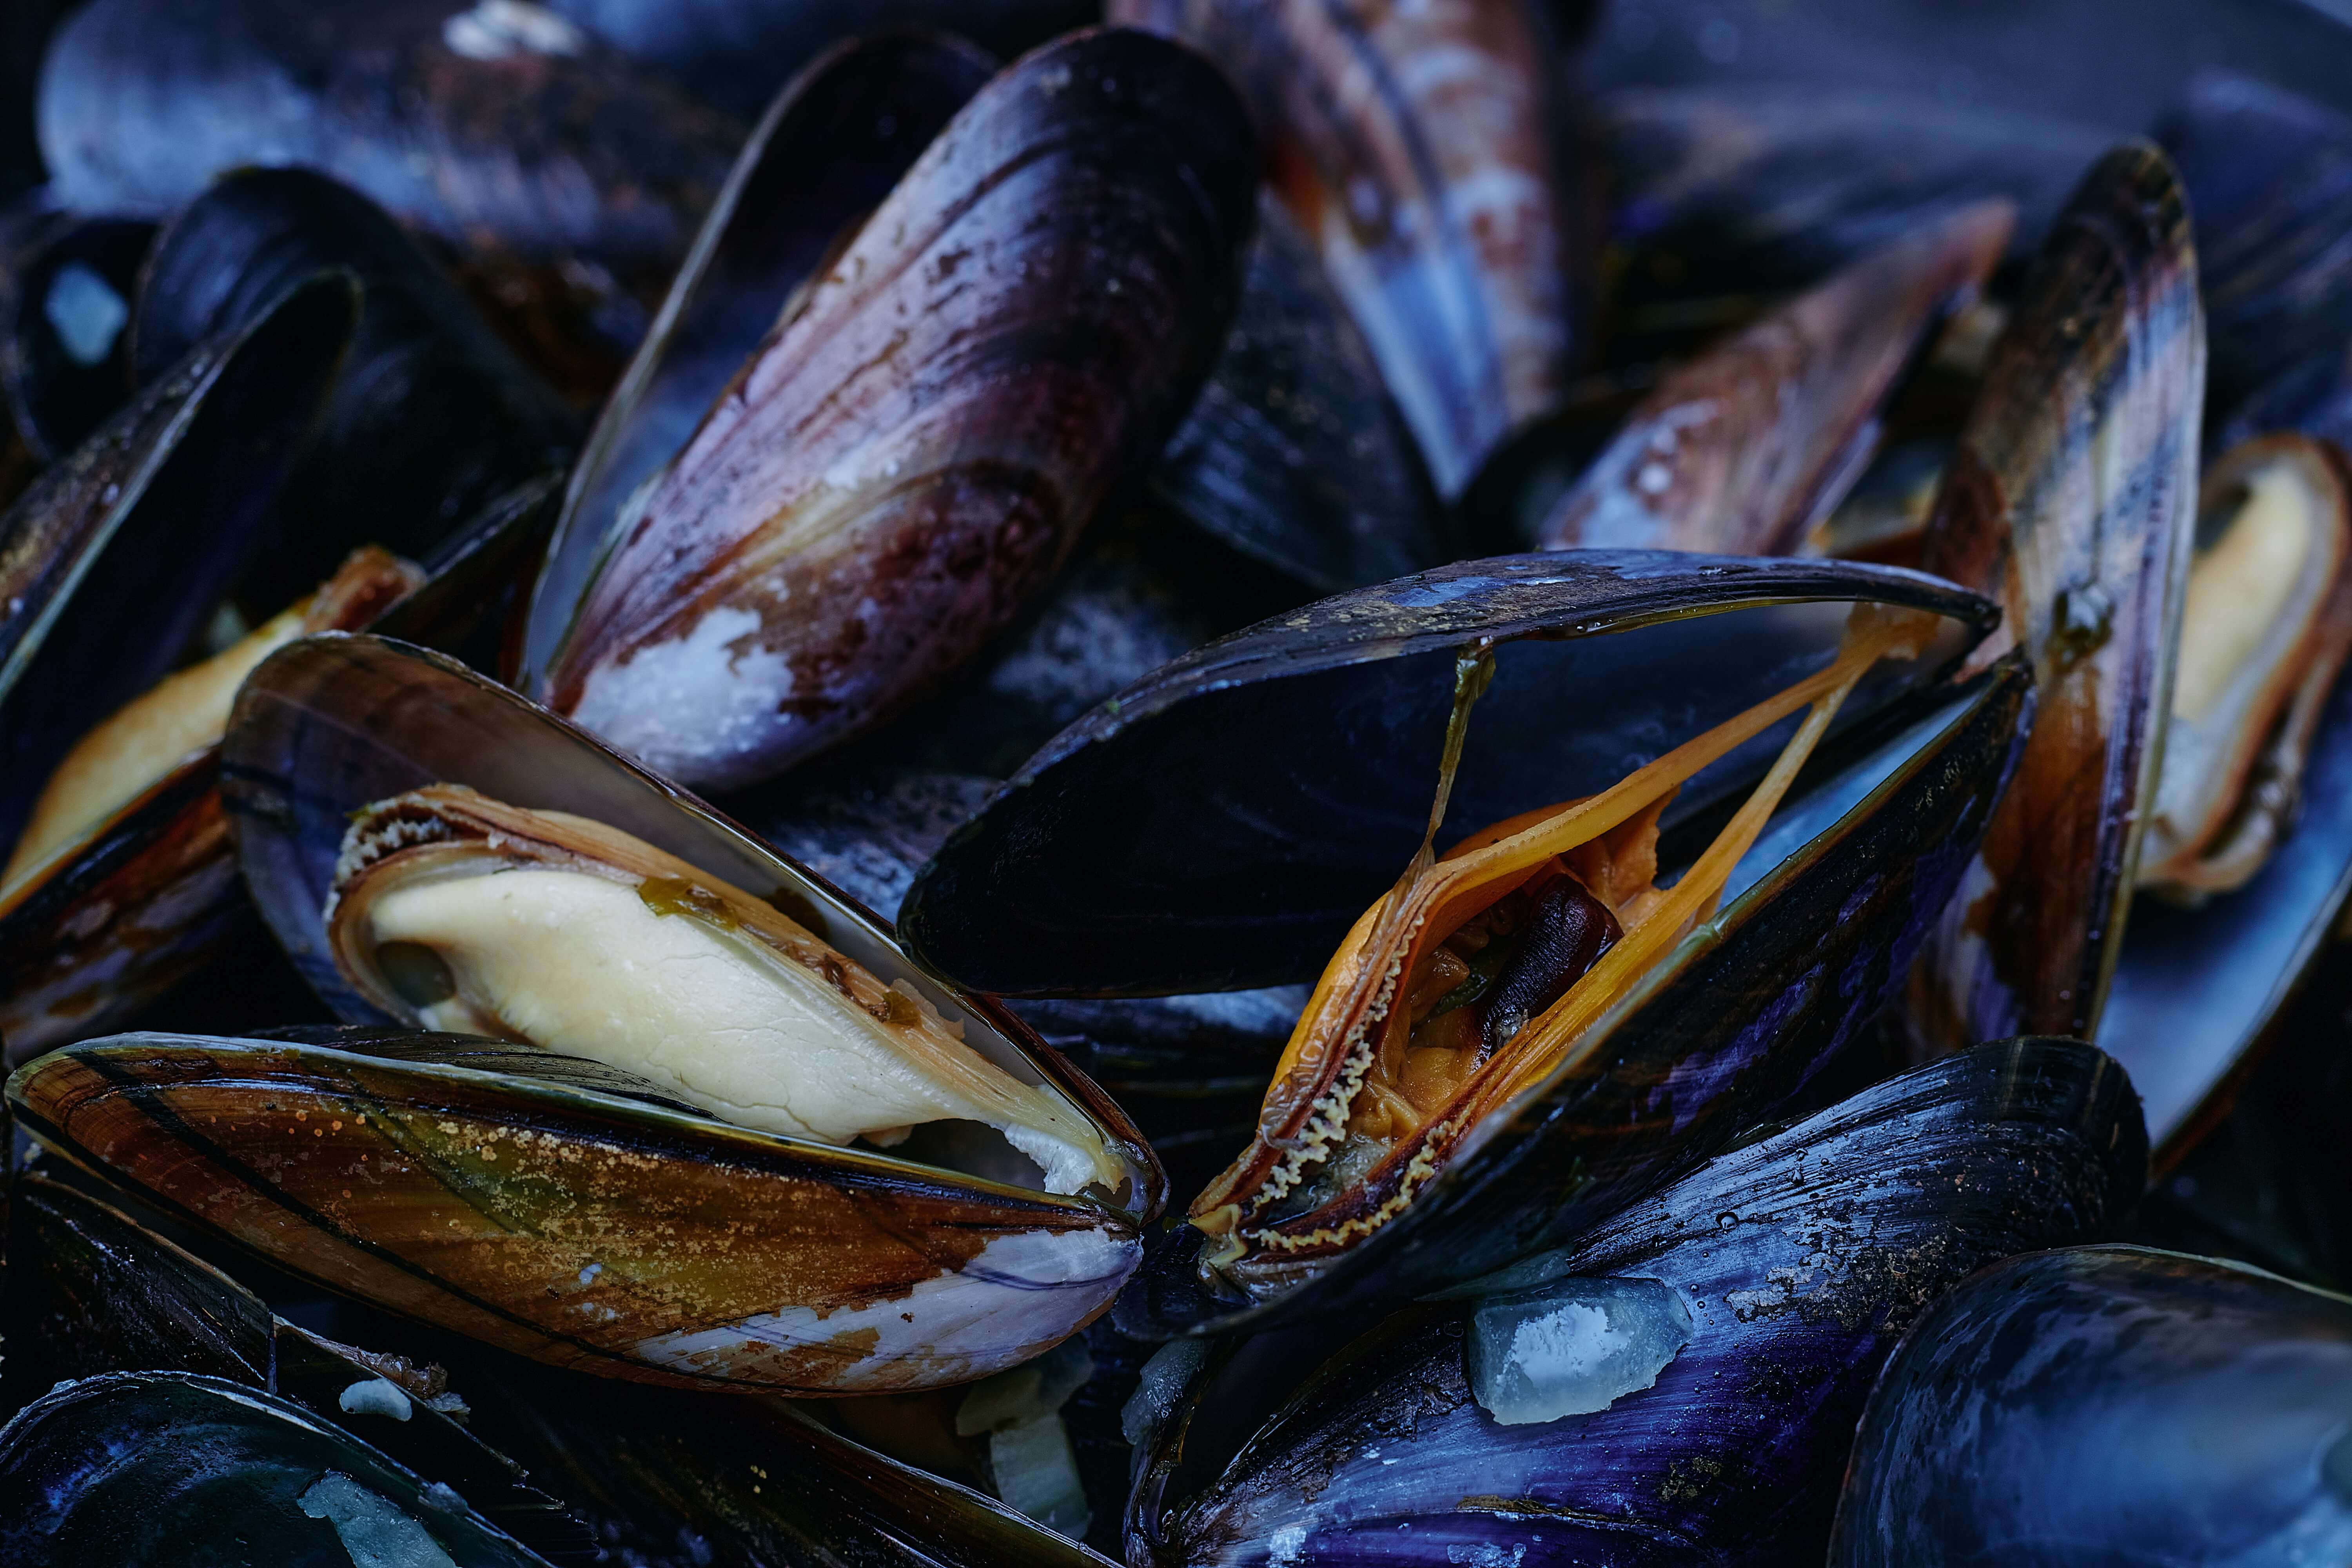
[327, 785, 1119, 1195]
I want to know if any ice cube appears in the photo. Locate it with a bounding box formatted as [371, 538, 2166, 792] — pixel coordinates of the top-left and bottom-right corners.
[1467, 1275, 1693, 1425]
[297, 1472, 457, 1568]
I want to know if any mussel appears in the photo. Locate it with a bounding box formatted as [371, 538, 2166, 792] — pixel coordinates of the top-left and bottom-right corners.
[1132, 1037, 2145, 1566]
[36, 0, 741, 279]
[1829, 1246, 2352, 1566]
[1906, 142, 2205, 1049]
[524, 29, 1258, 790]
[11, 632, 1160, 1393]
[1111, 0, 1584, 504]
[1538, 200, 2013, 555]
[902, 551, 2023, 1330]
[0, 210, 152, 461]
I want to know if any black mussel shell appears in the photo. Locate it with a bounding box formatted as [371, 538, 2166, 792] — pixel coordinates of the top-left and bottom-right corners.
[5, 1171, 595, 1559]
[0, 270, 354, 852]
[37, 0, 741, 274]
[901, 551, 1996, 995]
[520, 30, 996, 701]
[1148, 193, 1447, 594]
[0, 210, 151, 461]
[545, 0, 1092, 118]
[0, 1371, 549, 1566]
[1135, 1038, 2146, 1566]
[1829, 1246, 2352, 1566]
[2159, 71, 2352, 423]
[132, 166, 579, 609]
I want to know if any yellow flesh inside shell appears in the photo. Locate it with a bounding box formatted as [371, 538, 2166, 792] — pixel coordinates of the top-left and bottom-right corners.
[1192, 604, 1933, 1260]
[2142, 441, 2352, 894]
[328, 789, 1120, 1196]
[1, 548, 421, 899]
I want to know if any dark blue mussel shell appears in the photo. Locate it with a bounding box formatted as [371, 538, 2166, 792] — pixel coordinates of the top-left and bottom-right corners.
[0, 1372, 551, 1567]
[1830, 1245, 2352, 1566]
[1131, 1038, 2147, 1566]
[0, 210, 153, 461]
[900, 551, 2027, 1337]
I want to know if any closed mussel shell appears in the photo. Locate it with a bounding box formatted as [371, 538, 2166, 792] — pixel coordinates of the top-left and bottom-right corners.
[36, 0, 740, 276]
[0, 1372, 548, 1566]
[520, 30, 998, 703]
[1828, 1246, 2352, 1566]
[901, 552, 2023, 1333]
[40, 629, 1167, 1394]
[1113, 0, 1580, 503]
[1909, 142, 2204, 1049]
[1539, 200, 2014, 556]
[1132, 1038, 2147, 1567]
[533, 27, 1258, 791]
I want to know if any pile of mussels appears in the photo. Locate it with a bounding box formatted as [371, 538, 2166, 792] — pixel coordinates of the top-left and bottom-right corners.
[6, 0, 2352, 1563]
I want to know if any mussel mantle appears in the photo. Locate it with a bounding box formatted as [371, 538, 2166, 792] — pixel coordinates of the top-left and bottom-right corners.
[900, 551, 2022, 1330]
[530, 28, 1258, 790]
[7, 631, 1167, 1394]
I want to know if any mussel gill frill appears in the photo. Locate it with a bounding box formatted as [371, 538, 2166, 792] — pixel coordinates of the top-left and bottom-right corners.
[1910, 140, 2205, 1048]
[1828, 1247, 2352, 1566]
[539, 27, 1258, 790]
[1138, 1038, 2145, 1568]
[1112, 0, 1579, 500]
[1539, 200, 2014, 555]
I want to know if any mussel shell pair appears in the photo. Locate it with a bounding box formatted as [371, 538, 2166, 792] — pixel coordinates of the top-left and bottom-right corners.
[11, 631, 1163, 1394]
[1831, 1246, 2352, 1565]
[1133, 1038, 2146, 1566]
[36, 0, 741, 275]
[521, 27, 1259, 791]
[900, 550, 2021, 1332]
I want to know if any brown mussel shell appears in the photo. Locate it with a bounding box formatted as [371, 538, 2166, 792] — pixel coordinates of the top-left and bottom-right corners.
[1112, 0, 1583, 502]
[1909, 142, 2205, 1048]
[1539, 200, 2013, 556]
[532, 28, 1258, 791]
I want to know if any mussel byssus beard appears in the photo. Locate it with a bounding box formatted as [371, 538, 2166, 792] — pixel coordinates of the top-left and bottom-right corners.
[2138, 434, 2352, 900]
[1190, 603, 1935, 1290]
[0, 547, 421, 900]
[325, 785, 1119, 1196]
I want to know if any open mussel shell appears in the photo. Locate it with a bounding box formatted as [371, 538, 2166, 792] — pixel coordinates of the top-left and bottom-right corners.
[2158, 71, 2352, 424]
[1829, 1246, 2352, 1565]
[530, 28, 1258, 791]
[902, 552, 2024, 1333]
[1909, 142, 2204, 1048]
[0, 1371, 551, 1566]
[544, 0, 1091, 118]
[132, 166, 579, 606]
[0, 269, 354, 855]
[2102, 435, 2352, 1158]
[519, 30, 996, 700]
[36, 0, 740, 275]
[1539, 200, 2013, 555]
[6, 1170, 596, 1559]
[67, 629, 1164, 1392]
[1148, 193, 1447, 594]
[0, 210, 151, 461]
[1132, 1038, 2147, 1566]
[1113, 0, 1581, 503]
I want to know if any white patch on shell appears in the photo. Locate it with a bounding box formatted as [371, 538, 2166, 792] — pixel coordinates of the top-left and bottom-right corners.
[566, 605, 798, 786]
[628, 1227, 1139, 1391]
[442, 0, 583, 60]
